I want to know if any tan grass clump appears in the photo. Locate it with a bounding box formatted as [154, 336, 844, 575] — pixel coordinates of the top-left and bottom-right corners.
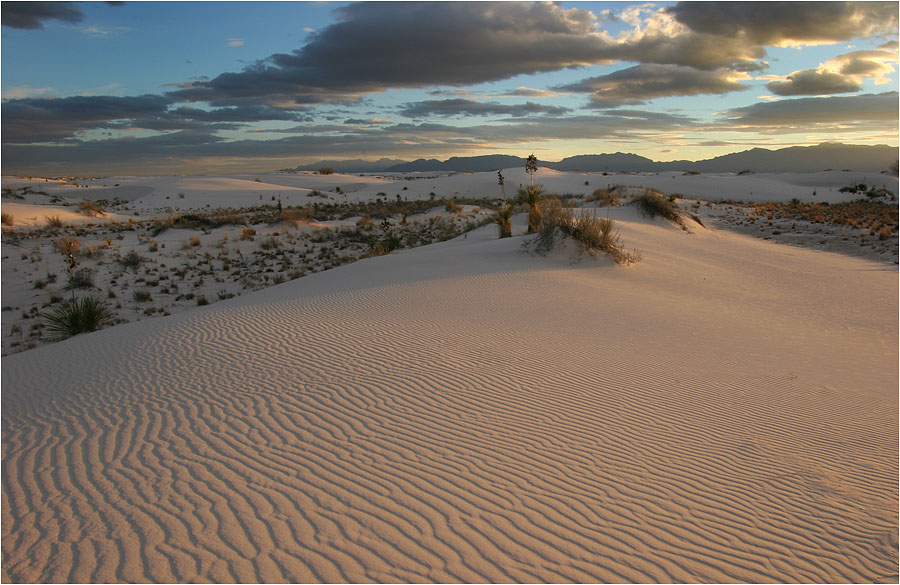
[532, 197, 641, 264]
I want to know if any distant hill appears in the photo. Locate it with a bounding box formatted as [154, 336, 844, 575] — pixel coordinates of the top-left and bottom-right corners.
[283, 144, 898, 174]
[685, 143, 897, 173]
[284, 158, 407, 173]
[385, 154, 527, 173]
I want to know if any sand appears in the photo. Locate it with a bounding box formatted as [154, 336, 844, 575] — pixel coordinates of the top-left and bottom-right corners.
[2, 169, 898, 582]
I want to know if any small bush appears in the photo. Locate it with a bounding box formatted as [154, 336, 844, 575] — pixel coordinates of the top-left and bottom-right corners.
[45, 215, 64, 228]
[133, 289, 152, 303]
[445, 199, 462, 213]
[67, 267, 95, 290]
[120, 249, 144, 269]
[1, 212, 14, 226]
[588, 188, 620, 207]
[240, 227, 256, 241]
[532, 198, 641, 264]
[318, 167, 335, 175]
[77, 200, 107, 217]
[55, 236, 81, 257]
[631, 190, 683, 225]
[44, 297, 114, 339]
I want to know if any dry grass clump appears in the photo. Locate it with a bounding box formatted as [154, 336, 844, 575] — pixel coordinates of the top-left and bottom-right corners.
[532, 198, 641, 264]
[77, 200, 107, 217]
[631, 190, 684, 226]
[2, 212, 14, 226]
[587, 188, 620, 207]
[45, 215, 64, 228]
[241, 227, 256, 241]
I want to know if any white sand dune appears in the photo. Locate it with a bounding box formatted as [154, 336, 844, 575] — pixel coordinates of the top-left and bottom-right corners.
[2, 209, 896, 583]
[0, 202, 134, 227]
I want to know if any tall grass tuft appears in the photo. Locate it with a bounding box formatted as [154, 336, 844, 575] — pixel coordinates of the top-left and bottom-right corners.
[631, 190, 683, 226]
[44, 296, 114, 339]
[533, 197, 641, 264]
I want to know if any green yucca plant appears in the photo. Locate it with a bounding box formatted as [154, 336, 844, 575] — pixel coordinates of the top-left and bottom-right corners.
[516, 184, 546, 234]
[494, 204, 513, 238]
[44, 296, 114, 339]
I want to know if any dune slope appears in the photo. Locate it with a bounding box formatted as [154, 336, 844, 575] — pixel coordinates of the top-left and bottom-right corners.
[2, 221, 897, 583]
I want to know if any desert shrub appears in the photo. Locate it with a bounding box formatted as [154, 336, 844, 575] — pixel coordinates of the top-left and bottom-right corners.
[55, 236, 81, 257]
[188, 234, 202, 247]
[77, 200, 106, 217]
[516, 184, 547, 234]
[259, 237, 280, 250]
[279, 208, 310, 223]
[445, 199, 462, 213]
[588, 188, 620, 207]
[631, 190, 683, 225]
[44, 296, 114, 339]
[133, 289, 152, 303]
[1, 212, 14, 226]
[45, 215, 64, 228]
[878, 226, 893, 240]
[532, 198, 641, 264]
[241, 227, 256, 241]
[67, 267, 95, 289]
[120, 249, 144, 269]
[318, 167, 335, 175]
[493, 204, 513, 238]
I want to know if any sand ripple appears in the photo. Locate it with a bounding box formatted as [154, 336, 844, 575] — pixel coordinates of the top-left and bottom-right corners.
[3, 243, 897, 582]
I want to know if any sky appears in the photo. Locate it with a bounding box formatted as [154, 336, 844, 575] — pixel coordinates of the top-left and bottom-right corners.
[1, 1, 898, 176]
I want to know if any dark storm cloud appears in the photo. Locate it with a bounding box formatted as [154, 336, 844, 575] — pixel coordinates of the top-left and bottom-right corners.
[766, 70, 861, 96]
[724, 92, 898, 127]
[399, 99, 571, 118]
[168, 105, 311, 123]
[1, 2, 83, 29]
[559, 64, 749, 106]
[667, 2, 899, 45]
[168, 2, 611, 105]
[1, 96, 319, 142]
[2, 94, 173, 142]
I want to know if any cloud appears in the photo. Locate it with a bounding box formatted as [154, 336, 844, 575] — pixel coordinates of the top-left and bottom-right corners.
[559, 64, 750, 106]
[343, 118, 393, 125]
[2, 85, 55, 99]
[766, 49, 898, 96]
[2, 111, 701, 174]
[167, 2, 615, 105]
[722, 92, 898, 128]
[667, 2, 899, 47]
[399, 99, 571, 118]
[227, 38, 245, 47]
[1, 1, 83, 29]
[2, 94, 173, 143]
[766, 70, 862, 96]
[502, 87, 561, 98]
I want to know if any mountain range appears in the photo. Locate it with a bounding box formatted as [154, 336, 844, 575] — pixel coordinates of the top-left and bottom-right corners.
[284, 143, 898, 174]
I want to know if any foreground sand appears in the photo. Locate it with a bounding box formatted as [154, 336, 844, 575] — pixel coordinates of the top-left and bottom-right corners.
[2, 206, 898, 582]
